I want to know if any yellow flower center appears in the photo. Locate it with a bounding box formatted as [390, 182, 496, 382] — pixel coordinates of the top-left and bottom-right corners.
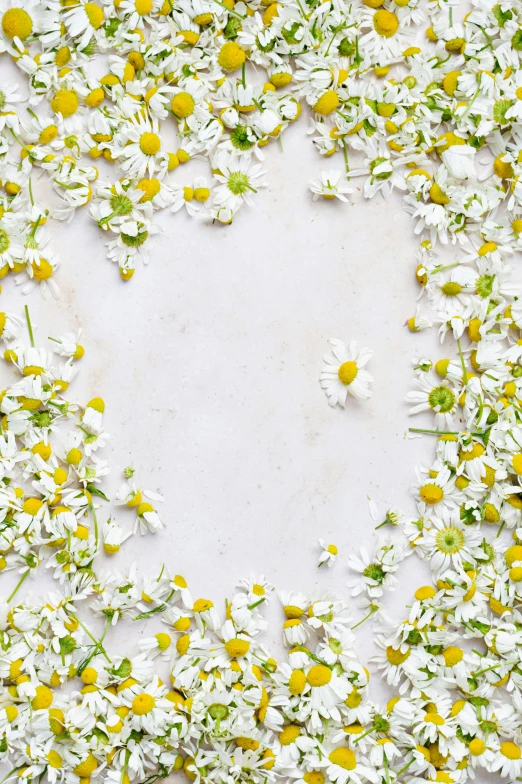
[156, 632, 171, 650]
[279, 724, 300, 745]
[85, 87, 104, 107]
[67, 447, 82, 465]
[313, 90, 339, 116]
[386, 646, 410, 665]
[307, 665, 332, 687]
[506, 545, 522, 567]
[139, 132, 161, 155]
[303, 772, 324, 784]
[338, 361, 358, 385]
[218, 42, 246, 72]
[419, 483, 443, 505]
[424, 712, 445, 726]
[51, 90, 79, 118]
[176, 634, 190, 655]
[193, 598, 213, 612]
[39, 125, 58, 144]
[2, 8, 32, 39]
[135, 0, 153, 14]
[509, 566, 522, 582]
[32, 259, 53, 280]
[468, 738, 485, 756]
[32, 685, 54, 710]
[373, 9, 399, 37]
[414, 585, 436, 601]
[328, 748, 357, 771]
[73, 754, 98, 778]
[289, 670, 306, 695]
[283, 604, 304, 618]
[85, 3, 104, 28]
[442, 646, 463, 667]
[501, 741, 521, 760]
[46, 751, 62, 769]
[194, 187, 210, 202]
[81, 667, 98, 685]
[224, 638, 250, 657]
[132, 693, 156, 715]
[23, 497, 43, 516]
[171, 92, 195, 118]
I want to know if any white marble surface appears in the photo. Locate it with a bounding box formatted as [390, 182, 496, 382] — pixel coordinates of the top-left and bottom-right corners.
[1, 97, 444, 681]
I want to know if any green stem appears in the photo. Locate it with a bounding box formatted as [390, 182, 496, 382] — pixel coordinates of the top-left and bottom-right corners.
[78, 616, 111, 675]
[342, 141, 350, 178]
[457, 338, 468, 383]
[211, 0, 244, 17]
[353, 726, 375, 744]
[8, 569, 30, 603]
[90, 503, 99, 550]
[69, 612, 111, 662]
[473, 659, 517, 678]
[24, 305, 35, 348]
[395, 758, 414, 777]
[351, 606, 377, 630]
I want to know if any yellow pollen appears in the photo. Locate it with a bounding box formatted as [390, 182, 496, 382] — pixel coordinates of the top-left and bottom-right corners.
[84, 3, 104, 28]
[386, 646, 410, 665]
[50, 90, 79, 118]
[218, 42, 246, 72]
[135, 0, 153, 13]
[501, 741, 521, 760]
[494, 155, 514, 179]
[328, 748, 357, 771]
[139, 132, 161, 155]
[424, 712, 445, 726]
[81, 667, 98, 685]
[171, 92, 195, 118]
[2, 8, 32, 40]
[307, 664, 332, 687]
[73, 754, 98, 778]
[288, 669, 306, 695]
[509, 566, 522, 582]
[132, 693, 156, 715]
[156, 632, 171, 650]
[224, 638, 250, 657]
[337, 361, 358, 385]
[478, 241, 497, 256]
[414, 585, 436, 601]
[373, 9, 399, 37]
[32, 259, 53, 280]
[468, 738, 485, 756]
[23, 497, 43, 516]
[303, 772, 324, 784]
[32, 685, 53, 710]
[313, 90, 339, 116]
[506, 545, 522, 567]
[442, 646, 463, 667]
[419, 483, 443, 505]
[279, 724, 300, 745]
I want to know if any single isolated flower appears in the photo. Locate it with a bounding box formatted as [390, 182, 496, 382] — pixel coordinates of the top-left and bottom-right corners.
[319, 338, 373, 407]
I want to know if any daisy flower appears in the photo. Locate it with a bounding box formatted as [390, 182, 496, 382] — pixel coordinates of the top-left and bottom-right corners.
[320, 339, 373, 407]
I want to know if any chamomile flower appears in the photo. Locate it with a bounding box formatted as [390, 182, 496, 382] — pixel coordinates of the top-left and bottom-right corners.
[318, 540, 338, 568]
[320, 339, 373, 407]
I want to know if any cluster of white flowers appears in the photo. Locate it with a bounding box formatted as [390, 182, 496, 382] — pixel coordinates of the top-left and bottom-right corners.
[0, 0, 518, 281]
[0, 308, 164, 595]
[5, 0, 522, 781]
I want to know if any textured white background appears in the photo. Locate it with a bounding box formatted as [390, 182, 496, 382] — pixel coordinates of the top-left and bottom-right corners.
[1, 78, 444, 677]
